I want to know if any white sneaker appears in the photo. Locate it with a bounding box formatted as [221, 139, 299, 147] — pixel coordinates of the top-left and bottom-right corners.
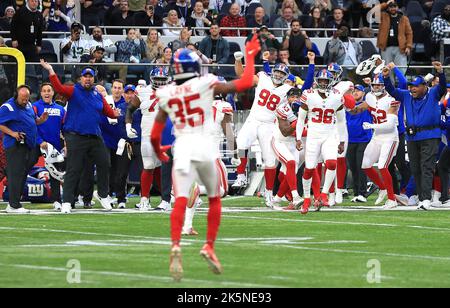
[329, 193, 336, 207]
[75, 195, 84, 208]
[94, 192, 112, 211]
[395, 194, 409, 206]
[292, 196, 304, 207]
[335, 189, 343, 204]
[154, 200, 171, 212]
[432, 190, 441, 204]
[264, 190, 274, 208]
[417, 200, 431, 211]
[117, 202, 126, 209]
[351, 195, 367, 203]
[382, 199, 398, 209]
[408, 195, 419, 206]
[53, 202, 62, 211]
[271, 195, 283, 208]
[375, 190, 387, 205]
[232, 174, 248, 188]
[61, 203, 71, 214]
[137, 197, 150, 210]
[431, 199, 450, 208]
[5, 206, 30, 214]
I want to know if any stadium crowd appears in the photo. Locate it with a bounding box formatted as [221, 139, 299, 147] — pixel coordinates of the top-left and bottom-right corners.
[1, 0, 450, 219]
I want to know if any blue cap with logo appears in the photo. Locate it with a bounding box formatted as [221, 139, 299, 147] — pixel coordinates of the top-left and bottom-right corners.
[124, 84, 136, 92]
[81, 67, 96, 77]
[354, 84, 365, 92]
[408, 76, 426, 87]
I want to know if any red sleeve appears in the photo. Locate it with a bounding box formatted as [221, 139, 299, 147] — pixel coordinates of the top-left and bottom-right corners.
[343, 94, 356, 110]
[49, 74, 74, 98]
[102, 97, 117, 118]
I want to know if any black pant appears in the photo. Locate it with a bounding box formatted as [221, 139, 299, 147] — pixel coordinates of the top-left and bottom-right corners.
[63, 133, 110, 204]
[407, 138, 440, 201]
[74, 157, 94, 205]
[114, 141, 141, 204]
[49, 161, 64, 203]
[5, 144, 39, 208]
[438, 146, 450, 202]
[161, 148, 173, 203]
[389, 133, 411, 194]
[346, 142, 369, 197]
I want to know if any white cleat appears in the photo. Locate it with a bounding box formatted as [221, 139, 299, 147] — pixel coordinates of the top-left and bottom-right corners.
[138, 197, 150, 211]
[417, 200, 431, 211]
[432, 190, 441, 204]
[94, 192, 113, 211]
[395, 194, 409, 206]
[431, 199, 450, 208]
[154, 200, 172, 212]
[335, 189, 343, 204]
[292, 196, 304, 208]
[375, 190, 387, 205]
[329, 193, 336, 207]
[53, 202, 62, 211]
[232, 174, 248, 188]
[5, 206, 30, 214]
[117, 202, 126, 209]
[351, 195, 367, 203]
[264, 190, 274, 208]
[61, 203, 71, 214]
[382, 199, 398, 209]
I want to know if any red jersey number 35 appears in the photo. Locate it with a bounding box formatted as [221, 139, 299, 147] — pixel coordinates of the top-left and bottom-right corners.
[168, 94, 204, 129]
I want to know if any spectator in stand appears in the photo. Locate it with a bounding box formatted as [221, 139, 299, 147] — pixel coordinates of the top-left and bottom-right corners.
[247, 6, 268, 28]
[32, 83, 66, 210]
[147, 0, 165, 18]
[220, 3, 248, 37]
[273, 7, 295, 37]
[10, 0, 45, 62]
[163, 9, 183, 37]
[199, 23, 230, 64]
[278, 0, 302, 18]
[116, 28, 146, 82]
[155, 47, 173, 64]
[323, 24, 362, 72]
[187, 42, 211, 75]
[187, 0, 212, 36]
[0, 6, 14, 32]
[0, 85, 48, 214]
[377, 0, 413, 74]
[250, 25, 281, 63]
[0, 1, 15, 18]
[431, 5, 450, 59]
[208, 0, 233, 14]
[171, 27, 192, 51]
[46, 1, 78, 35]
[61, 22, 90, 64]
[40, 60, 121, 214]
[105, 0, 135, 35]
[165, 0, 193, 26]
[279, 48, 296, 66]
[88, 26, 117, 63]
[304, 6, 325, 37]
[133, 2, 163, 27]
[79, 46, 108, 86]
[326, 8, 347, 37]
[282, 19, 312, 65]
[80, 0, 104, 31]
[266, 47, 279, 65]
[144, 29, 165, 63]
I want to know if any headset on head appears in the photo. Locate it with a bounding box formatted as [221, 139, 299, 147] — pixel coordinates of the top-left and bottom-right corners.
[14, 85, 31, 100]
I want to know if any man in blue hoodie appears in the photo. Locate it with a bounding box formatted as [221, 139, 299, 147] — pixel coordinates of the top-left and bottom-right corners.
[382, 62, 447, 210]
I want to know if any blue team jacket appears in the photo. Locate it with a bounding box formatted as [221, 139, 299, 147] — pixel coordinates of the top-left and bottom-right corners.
[33, 99, 65, 151]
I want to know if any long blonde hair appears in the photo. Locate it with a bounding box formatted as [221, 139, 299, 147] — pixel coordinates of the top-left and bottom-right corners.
[145, 29, 165, 62]
[279, 0, 302, 18]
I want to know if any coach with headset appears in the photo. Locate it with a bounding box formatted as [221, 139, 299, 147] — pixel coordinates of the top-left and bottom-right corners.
[0, 85, 48, 213]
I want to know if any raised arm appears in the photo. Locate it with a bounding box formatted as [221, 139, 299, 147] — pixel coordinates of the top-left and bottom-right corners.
[433, 61, 447, 98]
[41, 60, 74, 98]
[389, 63, 407, 90]
[301, 52, 316, 92]
[382, 66, 405, 101]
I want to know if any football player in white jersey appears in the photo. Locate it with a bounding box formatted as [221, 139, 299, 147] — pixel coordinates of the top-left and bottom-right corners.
[151, 37, 260, 281]
[295, 69, 349, 214]
[233, 59, 292, 207]
[271, 87, 304, 209]
[126, 67, 169, 211]
[182, 95, 237, 236]
[350, 74, 400, 209]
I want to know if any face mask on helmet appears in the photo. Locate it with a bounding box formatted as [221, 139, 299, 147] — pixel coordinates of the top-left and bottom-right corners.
[151, 76, 169, 89]
[371, 83, 385, 96]
[272, 69, 288, 85]
[315, 78, 331, 93]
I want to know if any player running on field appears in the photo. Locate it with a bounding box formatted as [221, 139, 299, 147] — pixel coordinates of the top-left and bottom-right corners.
[150, 36, 260, 282]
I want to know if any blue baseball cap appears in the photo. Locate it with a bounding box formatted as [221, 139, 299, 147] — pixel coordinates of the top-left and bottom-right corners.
[124, 84, 136, 92]
[408, 76, 426, 87]
[354, 84, 365, 92]
[81, 67, 95, 77]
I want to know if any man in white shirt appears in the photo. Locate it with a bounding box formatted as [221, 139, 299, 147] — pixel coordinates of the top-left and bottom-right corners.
[88, 26, 117, 63]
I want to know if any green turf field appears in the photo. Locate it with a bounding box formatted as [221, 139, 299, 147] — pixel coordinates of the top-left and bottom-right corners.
[1, 196, 450, 288]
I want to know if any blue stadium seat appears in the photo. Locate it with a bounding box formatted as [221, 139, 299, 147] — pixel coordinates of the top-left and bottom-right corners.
[430, 0, 450, 20]
[406, 1, 428, 23]
[359, 40, 378, 61]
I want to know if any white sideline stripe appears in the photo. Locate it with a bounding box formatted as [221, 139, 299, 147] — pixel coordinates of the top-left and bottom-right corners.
[277, 245, 450, 262]
[217, 214, 450, 232]
[0, 263, 280, 288]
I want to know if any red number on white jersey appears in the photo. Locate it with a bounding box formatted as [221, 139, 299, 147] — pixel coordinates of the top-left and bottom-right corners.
[168, 94, 204, 129]
[258, 89, 281, 111]
[311, 108, 334, 124]
[368, 107, 387, 124]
